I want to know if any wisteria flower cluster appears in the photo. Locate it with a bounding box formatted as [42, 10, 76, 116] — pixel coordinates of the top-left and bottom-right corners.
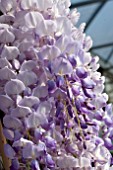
[0, 0, 113, 169]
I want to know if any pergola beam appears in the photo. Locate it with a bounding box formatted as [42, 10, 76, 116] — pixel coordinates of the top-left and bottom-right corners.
[90, 43, 113, 50]
[85, 1, 106, 31]
[70, 0, 111, 8]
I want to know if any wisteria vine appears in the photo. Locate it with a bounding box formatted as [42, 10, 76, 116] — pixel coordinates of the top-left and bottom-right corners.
[0, 0, 113, 169]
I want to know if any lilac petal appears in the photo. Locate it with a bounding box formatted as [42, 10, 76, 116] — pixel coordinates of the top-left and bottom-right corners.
[25, 110, 48, 128]
[32, 85, 48, 98]
[94, 111, 102, 121]
[35, 0, 53, 11]
[52, 57, 73, 75]
[17, 71, 37, 86]
[19, 96, 40, 107]
[72, 85, 80, 96]
[103, 116, 113, 126]
[69, 9, 80, 25]
[34, 140, 46, 156]
[56, 155, 79, 168]
[83, 88, 95, 98]
[1, 45, 20, 60]
[11, 105, 32, 118]
[0, 95, 14, 110]
[3, 115, 22, 129]
[105, 104, 112, 116]
[20, 0, 39, 10]
[55, 17, 72, 36]
[3, 128, 14, 141]
[5, 79, 26, 95]
[0, 58, 12, 69]
[67, 105, 73, 118]
[47, 80, 56, 92]
[13, 138, 33, 147]
[56, 75, 65, 87]
[79, 51, 91, 65]
[12, 59, 20, 70]
[95, 136, 104, 145]
[31, 160, 40, 170]
[34, 128, 45, 140]
[50, 88, 67, 99]
[11, 158, 20, 170]
[22, 143, 33, 158]
[76, 67, 88, 79]
[43, 20, 57, 37]
[81, 77, 96, 89]
[49, 46, 61, 59]
[0, 66, 16, 80]
[86, 103, 95, 110]
[0, 28, 15, 43]
[4, 144, 16, 159]
[37, 101, 52, 116]
[68, 54, 77, 67]
[18, 39, 33, 52]
[0, 14, 15, 24]
[0, 0, 16, 14]
[54, 130, 63, 142]
[84, 36, 93, 51]
[44, 136, 56, 149]
[38, 45, 60, 60]
[104, 138, 113, 149]
[20, 11, 44, 29]
[79, 157, 91, 168]
[93, 94, 108, 109]
[56, 102, 64, 117]
[45, 154, 55, 168]
[20, 60, 36, 71]
[14, 130, 22, 141]
[93, 144, 111, 163]
[25, 112, 40, 128]
[90, 56, 100, 71]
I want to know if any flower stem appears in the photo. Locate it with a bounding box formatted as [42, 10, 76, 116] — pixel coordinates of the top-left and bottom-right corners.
[0, 120, 11, 170]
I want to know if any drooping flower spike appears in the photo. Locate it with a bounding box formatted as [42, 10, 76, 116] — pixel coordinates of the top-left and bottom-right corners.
[0, 0, 113, 169]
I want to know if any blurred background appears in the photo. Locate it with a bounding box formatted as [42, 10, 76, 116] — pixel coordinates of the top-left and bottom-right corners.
[70, 0, 113, 103]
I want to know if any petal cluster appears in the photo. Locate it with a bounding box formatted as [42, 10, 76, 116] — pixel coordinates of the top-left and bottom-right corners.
[0, 0, 113, 169]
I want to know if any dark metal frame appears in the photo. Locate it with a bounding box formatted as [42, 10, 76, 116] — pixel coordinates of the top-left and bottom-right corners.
[70, 0, 111, 8]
